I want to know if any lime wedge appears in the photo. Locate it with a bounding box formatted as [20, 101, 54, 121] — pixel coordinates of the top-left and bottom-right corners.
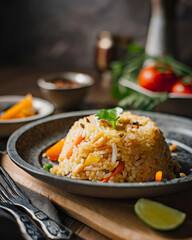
[134, 198, 186, 231]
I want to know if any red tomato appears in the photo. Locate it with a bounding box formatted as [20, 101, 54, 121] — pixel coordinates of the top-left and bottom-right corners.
[171, 82, 192, 95]
[138, 64, 177, 92]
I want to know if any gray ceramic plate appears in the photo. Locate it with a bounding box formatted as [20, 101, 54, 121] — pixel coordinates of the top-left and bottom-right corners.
[7, 110, 192, 199]
[0, 95, 54, 137]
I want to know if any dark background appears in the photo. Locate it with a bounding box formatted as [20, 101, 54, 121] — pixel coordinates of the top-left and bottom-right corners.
[0, 0, 192, 71]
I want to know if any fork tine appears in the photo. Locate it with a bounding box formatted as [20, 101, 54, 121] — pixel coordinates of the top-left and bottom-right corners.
[0, 193, 6, 202]
[0, 166, 25, 198]
[0, 181, 12, 202]
[0, 175, 18, 199]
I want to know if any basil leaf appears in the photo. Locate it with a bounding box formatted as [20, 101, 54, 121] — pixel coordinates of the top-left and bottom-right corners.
[96, 107, 123, 129]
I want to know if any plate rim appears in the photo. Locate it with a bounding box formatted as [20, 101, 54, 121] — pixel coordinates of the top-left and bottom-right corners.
[7, 110, 192, 190]
[119, 78, 192, 99]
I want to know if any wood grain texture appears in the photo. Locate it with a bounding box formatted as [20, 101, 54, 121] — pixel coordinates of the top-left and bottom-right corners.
[2, 155, 192, 240]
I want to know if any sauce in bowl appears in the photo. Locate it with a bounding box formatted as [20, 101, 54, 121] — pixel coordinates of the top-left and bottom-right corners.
[46, 79, 81, 89]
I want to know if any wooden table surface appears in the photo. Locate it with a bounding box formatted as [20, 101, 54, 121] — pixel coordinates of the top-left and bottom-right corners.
[0, 64, 116, 240]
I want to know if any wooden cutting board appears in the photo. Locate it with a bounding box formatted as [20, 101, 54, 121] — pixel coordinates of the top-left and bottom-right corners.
[1, 155, 192, 240]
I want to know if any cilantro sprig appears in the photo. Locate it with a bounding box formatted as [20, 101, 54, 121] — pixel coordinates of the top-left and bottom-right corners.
[96, 107, 123, 129]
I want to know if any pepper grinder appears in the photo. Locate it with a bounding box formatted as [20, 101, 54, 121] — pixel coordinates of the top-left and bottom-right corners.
[95, 31, 116, 72]
[145, 0, 178, 58]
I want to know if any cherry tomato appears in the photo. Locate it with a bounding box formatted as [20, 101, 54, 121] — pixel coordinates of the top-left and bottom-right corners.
[138, 64, 177, 92]
[171, 82, 192, 95]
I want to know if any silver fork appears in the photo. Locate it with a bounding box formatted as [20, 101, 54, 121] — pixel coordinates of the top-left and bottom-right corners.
[0, 166, 74, 240]
[0, 197, 48, 240]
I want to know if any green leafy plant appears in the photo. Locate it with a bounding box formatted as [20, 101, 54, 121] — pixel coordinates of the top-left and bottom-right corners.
[111, 44, 192, 111]
[96, 107, 123, 129]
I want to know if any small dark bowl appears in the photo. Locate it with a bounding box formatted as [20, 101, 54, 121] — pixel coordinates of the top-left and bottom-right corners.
[37, 72, 94, 110]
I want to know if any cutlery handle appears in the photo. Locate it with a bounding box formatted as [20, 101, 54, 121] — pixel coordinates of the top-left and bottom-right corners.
[20, 204, 73, 239]
[0, 203, 48, 240]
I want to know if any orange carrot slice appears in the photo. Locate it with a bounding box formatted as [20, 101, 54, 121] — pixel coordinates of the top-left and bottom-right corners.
[0, 94, 35, 120]
[155, 171, 162, 182]
[66, 135, 85, 159]
[14, 108, 35, 119]
[46, 138, 66, 161]
[102, 161, 125, 183]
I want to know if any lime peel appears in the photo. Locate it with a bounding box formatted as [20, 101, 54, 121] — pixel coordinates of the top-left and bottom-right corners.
[134, 198, 186, 231]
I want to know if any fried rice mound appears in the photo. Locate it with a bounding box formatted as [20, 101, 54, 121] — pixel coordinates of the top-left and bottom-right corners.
[50, 112, 180, 182]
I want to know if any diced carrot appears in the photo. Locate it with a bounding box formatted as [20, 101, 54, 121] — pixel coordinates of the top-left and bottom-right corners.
[46, 138, 66, 161]
[155, 171, 162, 182]
[0, 94, 35, 120]
[102, 161, 125, 183]
[66, 135, 85, 159]
[169, 144, 177, 152]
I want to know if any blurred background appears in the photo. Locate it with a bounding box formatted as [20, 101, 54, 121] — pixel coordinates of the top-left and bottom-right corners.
[0, 0, 192, 117]
[0, 0, 191, 71]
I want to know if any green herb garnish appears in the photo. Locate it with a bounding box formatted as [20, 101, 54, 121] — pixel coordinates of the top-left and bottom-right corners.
[43, 163, 53, 172]
[182, 75, 192, 84]
[96, 107, 123, 129]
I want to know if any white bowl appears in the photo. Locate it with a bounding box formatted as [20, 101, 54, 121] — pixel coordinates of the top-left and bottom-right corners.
[0, 95, 54, 137]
